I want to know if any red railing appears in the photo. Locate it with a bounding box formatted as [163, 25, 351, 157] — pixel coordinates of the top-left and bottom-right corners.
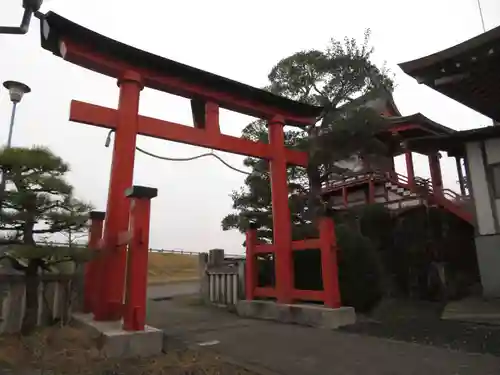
[386, 172, 474, 223]
[321, 172, 384, 192]
[389, 172, 463, 202]
[245, 217, 340, 307]
[321, 170, 474, 224]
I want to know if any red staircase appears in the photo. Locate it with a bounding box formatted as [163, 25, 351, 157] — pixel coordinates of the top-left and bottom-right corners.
[322, 171, 474, 224]
[386, 172, 474, 224]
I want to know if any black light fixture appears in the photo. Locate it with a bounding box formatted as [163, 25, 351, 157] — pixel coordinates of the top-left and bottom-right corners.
[3, 80, 31, 103]
[0, 0, 44, 35]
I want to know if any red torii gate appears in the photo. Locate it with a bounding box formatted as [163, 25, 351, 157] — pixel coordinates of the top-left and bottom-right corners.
[40, 12, 342, 326]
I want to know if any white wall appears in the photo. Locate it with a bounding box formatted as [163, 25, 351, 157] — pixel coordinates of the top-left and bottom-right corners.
[347, 190, 366, 203]
[387, 191, 401, 202]
[466, 141, 495, 235]
[334, 155, 364, 173]
[484, 139, 500, 230]
[485, 138, 500, 164]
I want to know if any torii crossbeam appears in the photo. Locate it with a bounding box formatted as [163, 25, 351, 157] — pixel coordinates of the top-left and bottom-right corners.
[40, 12, 341, 323]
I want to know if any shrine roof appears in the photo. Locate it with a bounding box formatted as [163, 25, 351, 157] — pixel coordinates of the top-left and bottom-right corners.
[361, 90, 402, 117]
[361, 91, 457, 140]
[39, 12, 323, 126]
[387, 113, 456, 137]
[399, 25, 500, 122]
[406, 125, 500, 157]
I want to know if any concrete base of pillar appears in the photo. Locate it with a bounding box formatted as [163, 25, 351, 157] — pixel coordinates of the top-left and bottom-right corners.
[236, 300, 356, 329]
[475, 234, 500, 297]
[72, 313, 163, 358]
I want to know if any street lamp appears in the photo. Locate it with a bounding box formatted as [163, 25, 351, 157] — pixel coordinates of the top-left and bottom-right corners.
[3, 81, 31, 148]
[0, 0, 44, 35]
[0, 80, 31, 212]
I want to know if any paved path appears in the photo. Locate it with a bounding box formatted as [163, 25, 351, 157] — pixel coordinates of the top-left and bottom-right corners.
[147, 281, 199, 300]
[147, 292, 500, 375]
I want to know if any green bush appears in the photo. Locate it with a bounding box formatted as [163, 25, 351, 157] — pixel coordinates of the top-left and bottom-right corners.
[336, 223, 383, 312]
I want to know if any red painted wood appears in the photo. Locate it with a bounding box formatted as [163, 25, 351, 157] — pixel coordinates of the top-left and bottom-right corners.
[269, 117, 293, 304]
[70, 100, 117, 129]
[291, 289, 325, 302]
[245, 229, 257, 301]
[389, 156, 396, 178]
[428, 153, 443, 195]
[69, 100, 308, 167]
[96, 71, 143, 321]
[123, 196, 153, 331]
[254, 287, 276, 298]
[205, 102, 220, 136]
[389, 123, 420, 133]
[291, 239, 321, 251]
[319, 217, 341, 308]
[84, 216, 104, 314]
[388, 170, 474, 223]
[61, 38, 317, 126]
[254, 243, 275, 254]
[405, 150, 415, 188]
[368, 178, 375, 204]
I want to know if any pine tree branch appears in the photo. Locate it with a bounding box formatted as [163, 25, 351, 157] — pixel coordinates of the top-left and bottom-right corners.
[0, 255, 27, 271]
[32, 227, 72, 234]
[0, 225, 24, 231]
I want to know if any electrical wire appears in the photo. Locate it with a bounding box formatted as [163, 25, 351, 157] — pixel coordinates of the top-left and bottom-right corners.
[104, 129, 251, 175]
[135, 146, 251, 175]
[476, 0, 486, 32]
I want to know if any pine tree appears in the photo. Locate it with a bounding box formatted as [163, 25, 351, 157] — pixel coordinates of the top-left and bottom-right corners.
[0, 146, 93, 334]
[221, 120, 314, 243]
[266, 29, 395, 218]
[222, 30, 395, 239]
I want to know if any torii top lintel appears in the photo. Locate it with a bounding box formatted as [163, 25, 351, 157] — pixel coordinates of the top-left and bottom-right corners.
[39, 12, 323, 127]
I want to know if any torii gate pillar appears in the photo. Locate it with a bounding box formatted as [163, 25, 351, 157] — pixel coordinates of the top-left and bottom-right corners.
[83, 210, 105, 314]
[269, 117, 293, 303]
[95, 71, 144, 321]
[123, 185, 158, 331]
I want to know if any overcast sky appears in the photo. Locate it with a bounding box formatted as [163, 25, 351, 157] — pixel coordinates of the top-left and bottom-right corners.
[0, 0, 499, 254]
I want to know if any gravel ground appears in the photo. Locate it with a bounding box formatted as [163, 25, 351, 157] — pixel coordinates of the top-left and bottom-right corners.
[340, 299, 500, 356]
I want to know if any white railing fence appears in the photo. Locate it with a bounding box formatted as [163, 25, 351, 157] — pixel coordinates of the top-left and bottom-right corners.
[208, 272, 240, 306]
[199, 249, 245, 307]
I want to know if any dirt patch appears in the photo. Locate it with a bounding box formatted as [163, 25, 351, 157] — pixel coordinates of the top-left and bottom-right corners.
[148, 252, 199, 284]
[0, 325, 258, 375]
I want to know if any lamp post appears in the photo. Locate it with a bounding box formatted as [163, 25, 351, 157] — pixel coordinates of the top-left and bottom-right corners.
[3, 81, 31, 148]
[0, 80, 31, 209]
[0, 0, 44, 35]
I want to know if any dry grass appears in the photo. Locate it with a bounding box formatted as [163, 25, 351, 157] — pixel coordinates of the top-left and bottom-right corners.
[148, 252, 199, 285]
[0, 325, 257, 375]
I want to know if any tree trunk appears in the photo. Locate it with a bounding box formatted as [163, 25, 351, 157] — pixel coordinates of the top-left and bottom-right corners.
[306, 163, 324, 223]
[21, 213, 39, 334]
[21, 259, 39, 335]
[306, 128, 326, 223]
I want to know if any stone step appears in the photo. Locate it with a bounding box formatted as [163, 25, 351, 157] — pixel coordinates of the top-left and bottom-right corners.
[384, 182, 418, 198]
